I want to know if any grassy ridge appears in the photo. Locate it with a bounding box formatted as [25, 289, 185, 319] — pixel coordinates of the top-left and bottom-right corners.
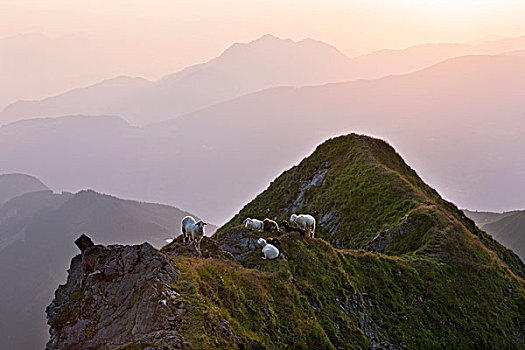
[165, 231, 523, 349]
[216, 134, 523, 277]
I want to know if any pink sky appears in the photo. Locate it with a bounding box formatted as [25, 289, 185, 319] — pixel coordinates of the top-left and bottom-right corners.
[2, 0, 524, 79]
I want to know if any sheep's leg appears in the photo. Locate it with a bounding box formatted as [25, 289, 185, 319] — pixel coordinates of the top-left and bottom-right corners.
[196, 238, 202, 255]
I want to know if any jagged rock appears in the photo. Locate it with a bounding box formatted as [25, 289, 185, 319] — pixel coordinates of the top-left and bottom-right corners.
[288, 168, 329, 212]
[74, 234, 94, 253]
[368, 217, 409, 253]
[218, 230, 258, 260]
[46, 243, 182, 349]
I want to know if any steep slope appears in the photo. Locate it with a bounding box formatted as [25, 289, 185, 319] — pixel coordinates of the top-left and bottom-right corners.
[482, 211, 525, 261]
[0, 173, 49, 203]
[47, 135, 524, 350]
[1, 55, 524, 224]
[0, 189, 215, 350]
[217, 135, 523, 276]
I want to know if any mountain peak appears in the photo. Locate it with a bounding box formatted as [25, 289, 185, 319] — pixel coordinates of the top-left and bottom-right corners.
[46, 134, 524, 349]
[218, 34, 348, 60]
[217, 133, 523, 274]
[0, 173, 49, 203]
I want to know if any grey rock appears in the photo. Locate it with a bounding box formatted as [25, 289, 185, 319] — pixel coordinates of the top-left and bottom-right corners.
[46, 242, 183, 350]
[74, 234, 94, 253]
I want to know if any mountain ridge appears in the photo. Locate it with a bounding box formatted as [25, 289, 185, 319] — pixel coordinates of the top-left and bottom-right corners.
[3, 34, 525, 125]
[0, 34, 357, 125]
[45, 134, 524, 349]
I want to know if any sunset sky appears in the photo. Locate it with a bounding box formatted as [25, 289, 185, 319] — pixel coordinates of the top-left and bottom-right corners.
[2, 0, 524, 79]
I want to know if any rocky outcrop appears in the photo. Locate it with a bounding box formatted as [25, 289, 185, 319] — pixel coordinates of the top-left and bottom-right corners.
[218, 230, 259, 261]
[367, 215, 409, 253]
[46, 237, 184, 350]
[288, 169, 329, 212]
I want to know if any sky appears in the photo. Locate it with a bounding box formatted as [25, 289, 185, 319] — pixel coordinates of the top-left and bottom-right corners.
[1, 0, 525, 79]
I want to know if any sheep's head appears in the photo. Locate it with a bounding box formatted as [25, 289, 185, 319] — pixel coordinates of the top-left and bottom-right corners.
[257, 238, 267, 246]
[290, 214, 298, 223]
[195, 221, 207, 235]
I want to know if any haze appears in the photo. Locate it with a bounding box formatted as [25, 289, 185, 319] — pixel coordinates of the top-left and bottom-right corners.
[1, 0, 525, 108]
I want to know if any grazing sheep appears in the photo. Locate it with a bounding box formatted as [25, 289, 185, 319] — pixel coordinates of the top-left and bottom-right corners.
[257, 238, 280, 260]
[181, 216, 207, 255]
[244, 218, 264, 232]
[265, 237, 281, 247]
[290, 214, 316, 238]
[263, 218, 280, 233]
[279, 220, 306, 236]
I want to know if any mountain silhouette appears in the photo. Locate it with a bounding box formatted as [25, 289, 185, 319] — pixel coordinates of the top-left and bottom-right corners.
[2, 35, 525, 125]
[0, 35, 357, 125]
[464, 209, 525, 261]
[0, 173, 49, 203]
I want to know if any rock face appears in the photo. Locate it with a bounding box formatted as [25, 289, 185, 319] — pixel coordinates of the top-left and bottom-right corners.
[218, 230, 259, 261]
[46, 238, 184, 349]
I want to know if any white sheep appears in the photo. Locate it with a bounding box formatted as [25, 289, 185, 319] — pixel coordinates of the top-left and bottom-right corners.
[290, 214, 316, 238]
[181, 216, 207, 255]
[257, 238, 280, 260]
[243, 218, 264, 232]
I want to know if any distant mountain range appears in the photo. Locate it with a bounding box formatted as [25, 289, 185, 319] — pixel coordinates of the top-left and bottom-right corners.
[0, 35, 357, 125]
[2, 34, 525, 125]
[0, 175, 215, 349]
[1, 54, 522, 224]
[463, 209, 524, 260]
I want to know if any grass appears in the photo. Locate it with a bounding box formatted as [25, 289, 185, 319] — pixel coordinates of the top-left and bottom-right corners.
[216, 134, 524, 277]
[164, 231, 524, 349]
[205, 134, 524, 348]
